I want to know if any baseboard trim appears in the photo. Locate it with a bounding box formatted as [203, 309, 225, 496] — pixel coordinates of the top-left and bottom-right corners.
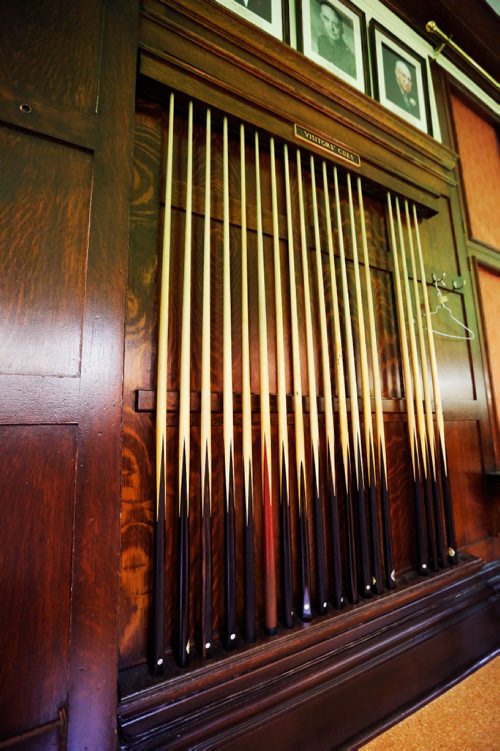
[118, 559, 499, 750]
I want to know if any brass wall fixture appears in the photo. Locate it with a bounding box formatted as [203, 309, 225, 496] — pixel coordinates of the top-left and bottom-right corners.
[426, 20, 500, 91]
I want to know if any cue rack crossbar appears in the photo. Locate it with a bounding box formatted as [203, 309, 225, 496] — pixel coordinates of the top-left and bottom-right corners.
[151, 94, 457, 673]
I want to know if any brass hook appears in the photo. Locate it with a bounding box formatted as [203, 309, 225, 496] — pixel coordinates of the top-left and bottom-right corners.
[452, 276, 466, 291]
[432, 271, 445, 286]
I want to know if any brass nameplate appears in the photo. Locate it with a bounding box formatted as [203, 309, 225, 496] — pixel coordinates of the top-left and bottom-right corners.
[294, 125, 361, 168]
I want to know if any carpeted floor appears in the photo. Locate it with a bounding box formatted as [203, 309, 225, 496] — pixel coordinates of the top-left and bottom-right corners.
[362, 655, 500, 750]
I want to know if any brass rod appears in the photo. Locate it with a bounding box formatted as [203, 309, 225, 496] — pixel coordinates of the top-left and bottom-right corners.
[426, 21, 500, 90]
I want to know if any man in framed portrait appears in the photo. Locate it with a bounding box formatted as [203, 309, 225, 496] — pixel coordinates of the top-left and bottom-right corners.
[234, 0, 272, 22]
[384, 55, 420, 118]
[316, 1, 356, 78]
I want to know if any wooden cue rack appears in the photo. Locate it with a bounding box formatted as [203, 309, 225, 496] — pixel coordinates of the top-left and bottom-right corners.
[117, 2, 499, 748]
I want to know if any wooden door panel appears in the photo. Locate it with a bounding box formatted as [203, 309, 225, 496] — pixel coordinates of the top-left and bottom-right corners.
[0, 425, 76, 739]
[447, 420, 490, 548]
[451, 95, 500, 251]
[418, 196, 462, 280]
[0, 1, 138, 746]
[475, 263, 500, 465]
[0, 125, 92, 377]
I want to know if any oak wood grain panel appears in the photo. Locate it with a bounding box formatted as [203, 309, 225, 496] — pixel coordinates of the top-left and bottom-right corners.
[0, 375, 80, 425]
[1, 1, 137, 748]
[0, 426, 76, 740]
[451, 94, 500, 251]
[432, 291, 476, 401]
[120, 102, 163, 666]
[0, 125, 92, 377]
[0, 82, 98, 152]
[463, 536, 500, 562]
[446, 420, 490, 548]
[417, 195, 461, 280]
[0, 0, 103, 113]
[475, 264, 500, 463]
[384, 418, 415, 573]
[65, 1, 139, 747]
[372, 268, 402, 400]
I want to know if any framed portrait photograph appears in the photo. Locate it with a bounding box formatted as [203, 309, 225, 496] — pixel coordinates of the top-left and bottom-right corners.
[370, 21, 432, 135]
[213, 0, 286, 41]
[300, 0, 369, 94]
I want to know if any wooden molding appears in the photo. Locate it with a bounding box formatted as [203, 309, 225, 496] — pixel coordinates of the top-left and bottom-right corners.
[138, 0, 458, 213]
[135, 389, 483, 422]
[118, 558, 499, 749]
[0, 82, 98, 151]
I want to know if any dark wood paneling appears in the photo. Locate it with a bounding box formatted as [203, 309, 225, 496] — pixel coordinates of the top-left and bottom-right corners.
[0, 125, 92, 377]
[418, 196, 461, 280]
[1, 1, 494, 747]
[0, 376, 80, 425]
[0, 426, 76, 740]
[119, 96, 412, 669]
[0, 83, 98, 152]
[114, 11, 499, 751]
[433, 292, 476, 401]
[0, 1, 103, 113]
[0, 1, 139, 748]
[119, 69, 493, 682]
[447, 420, 490, 548]
[474, 262, 500, 467]
[120, 102, 163, 667]
[385, 417, 415, 572]
[450, 94, 500, 251]
[66, 1, 139, 747]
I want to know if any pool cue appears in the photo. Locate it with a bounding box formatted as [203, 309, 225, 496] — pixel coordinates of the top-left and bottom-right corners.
[270, 137, 294, 628]
[241, 125, 256, 643]
[283, 144, 312, 621]
[387, 193, 428, 576]
[395, 198, 438, 571]
[357, 177, 395, 590]
[347, 174, 383, 595]
[297, 149, 328, 615]
[412, 205, 458, 565]
[255, 131, 278, 635]
[152, 91, 174, 674]
[222, 116, 237, 649]
[310, 155, 343, 609]
[405, 201, 447, 568]
[176, 99, 193, 667]
[324, 163, 356, 605]
[200, 107, 213, 659]
[335, 167, 371, 599]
